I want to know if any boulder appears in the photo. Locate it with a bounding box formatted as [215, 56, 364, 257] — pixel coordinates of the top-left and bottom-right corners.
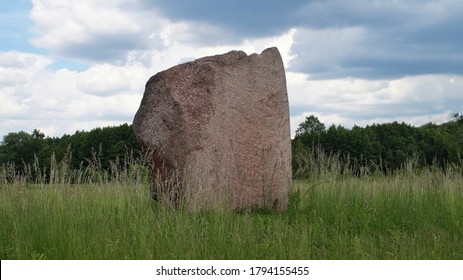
[133, 47, 291, 211]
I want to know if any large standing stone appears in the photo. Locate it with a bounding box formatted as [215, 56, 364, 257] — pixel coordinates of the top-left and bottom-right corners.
[133, 47, 291, 211]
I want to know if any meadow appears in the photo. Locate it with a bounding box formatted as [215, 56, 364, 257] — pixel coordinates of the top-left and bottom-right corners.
[1, 152, 463, 259]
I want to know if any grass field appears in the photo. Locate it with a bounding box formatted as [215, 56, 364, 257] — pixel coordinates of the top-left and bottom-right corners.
[1, 156, 462, 259]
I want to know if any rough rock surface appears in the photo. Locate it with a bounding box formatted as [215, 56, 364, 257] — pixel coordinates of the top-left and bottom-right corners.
[133, 47, 291, 211]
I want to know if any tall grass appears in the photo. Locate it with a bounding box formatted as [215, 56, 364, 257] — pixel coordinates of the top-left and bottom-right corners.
[1, 148, 462, 259]
[1, 148, 149, 186]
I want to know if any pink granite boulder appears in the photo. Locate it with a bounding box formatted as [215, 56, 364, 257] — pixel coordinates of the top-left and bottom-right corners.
[133, 47, 291, 211]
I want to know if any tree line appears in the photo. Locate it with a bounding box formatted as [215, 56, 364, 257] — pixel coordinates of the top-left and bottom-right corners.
[0, 123, 141, 182]
[1, 114, 462, 182]
[292, 114, 463, 176]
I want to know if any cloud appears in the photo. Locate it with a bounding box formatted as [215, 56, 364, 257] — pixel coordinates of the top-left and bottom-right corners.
[29, 0, 281, 64]
[287, 72, 463, 137]
[29, 0, 463, 79]
[289, 1, 463, 79]
[0, 51, 53, 118]
[149, 0, 306, 39]
[144, 0, 463, 79]
[0, 50, 142, 138]
[77, 64, 131, 96]
[29, 0, 165, 63]
[0, 51, 51, 70]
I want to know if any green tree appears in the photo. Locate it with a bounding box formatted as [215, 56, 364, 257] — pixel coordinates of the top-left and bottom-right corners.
[295, 115, 326, 136]
[0, 131, 35, 165]
[32, 129, 45, 139]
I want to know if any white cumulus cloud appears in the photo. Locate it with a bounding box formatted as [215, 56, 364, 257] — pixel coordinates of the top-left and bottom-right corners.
[288, 72, 463, 137]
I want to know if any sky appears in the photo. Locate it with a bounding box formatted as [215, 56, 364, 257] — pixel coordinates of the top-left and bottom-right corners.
[1, 0, 463, 140]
